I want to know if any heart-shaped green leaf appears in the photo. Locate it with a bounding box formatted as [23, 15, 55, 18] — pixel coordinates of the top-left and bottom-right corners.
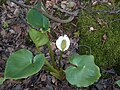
[26, 8, 49, 31]
[29, 28, 48, 47]
[65, 54, 101, 87]
[4, 49, 44, 79]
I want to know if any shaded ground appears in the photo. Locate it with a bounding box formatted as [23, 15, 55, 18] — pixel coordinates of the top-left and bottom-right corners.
[0, 1, 120, 90]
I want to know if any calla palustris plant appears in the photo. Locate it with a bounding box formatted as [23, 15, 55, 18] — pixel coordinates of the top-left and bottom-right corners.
[0, 4, 101, 87]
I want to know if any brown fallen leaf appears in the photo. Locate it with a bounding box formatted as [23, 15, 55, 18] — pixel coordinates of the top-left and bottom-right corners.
[97, 18, 108, 27]
[11, 24, 21, 34]
[1, 29, 6, 38]
[97, 18, 104, 26]
[41, 74, 47, 81]
[51, 76, 56, 84]
[13, 7, 20, 17]
[51, 76, 58, 86]
[102, 33, 107, 47]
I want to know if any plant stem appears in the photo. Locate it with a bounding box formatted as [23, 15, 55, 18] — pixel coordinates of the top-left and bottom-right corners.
[36, 46, 42, 54]
[45, 32, 57, 69]
[36, 45, 58, 74]
[58, 51, 63, 68]
[47, 41, 57, 69]
[44, 59, 59, 74]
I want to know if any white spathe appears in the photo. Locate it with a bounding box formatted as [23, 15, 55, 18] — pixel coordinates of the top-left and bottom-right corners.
[56, 35, 70, 51]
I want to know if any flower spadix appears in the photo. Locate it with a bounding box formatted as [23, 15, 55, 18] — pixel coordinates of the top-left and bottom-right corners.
[56, 35, 70, 51]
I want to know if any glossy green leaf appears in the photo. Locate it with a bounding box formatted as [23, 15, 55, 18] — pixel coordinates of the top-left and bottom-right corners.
[65, 54, 101, 87]
[4, 49, 45, 79]
[116, 80, 120, 87]
[29, 28, 48, 47]
[26, 8, 49, 31]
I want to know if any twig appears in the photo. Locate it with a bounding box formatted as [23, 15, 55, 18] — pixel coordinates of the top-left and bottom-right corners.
[37, 0, 79, 23]
[79, 45, 92, 55]
[110, 18, 120, 23]
[36, 7, 79, 23]
[53, 5, 76, 15]
[91, 9, 120, 14]
[10, 0, 31, 8]
[9, 0, 120, 23]
[10, 0, 79, 23]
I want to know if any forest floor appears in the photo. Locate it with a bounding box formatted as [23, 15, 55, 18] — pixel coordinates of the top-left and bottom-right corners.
[0, 1, 120, 90]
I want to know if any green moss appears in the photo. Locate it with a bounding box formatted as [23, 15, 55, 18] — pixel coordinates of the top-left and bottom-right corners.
[77, 11, 120, 72]
[59, 4, 120, 75]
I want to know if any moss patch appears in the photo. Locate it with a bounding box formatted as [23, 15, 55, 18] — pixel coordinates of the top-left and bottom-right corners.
[77, 11, 120, 71]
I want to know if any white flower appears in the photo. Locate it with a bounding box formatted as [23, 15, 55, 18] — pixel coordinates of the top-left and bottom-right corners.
[56, 35, 70, 51]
